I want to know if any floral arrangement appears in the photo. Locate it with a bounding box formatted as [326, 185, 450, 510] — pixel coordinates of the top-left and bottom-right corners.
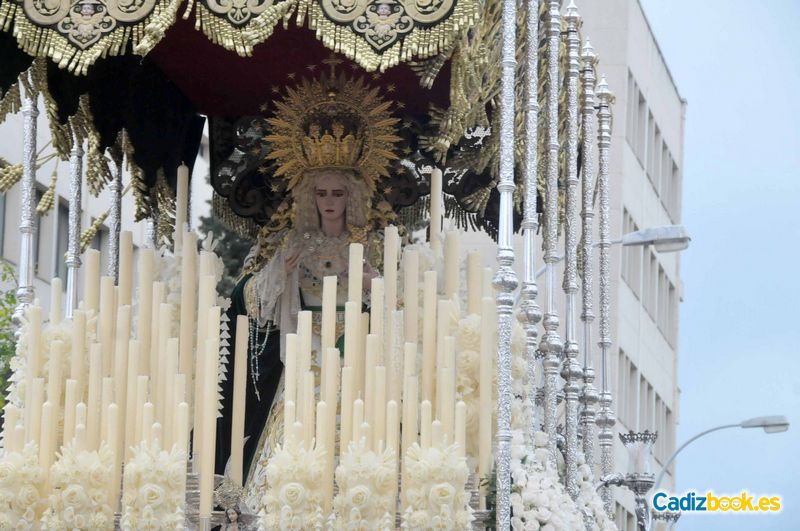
[508, 430, 583, 531]
[332, 438, 397, 530]
[576, 454, 617, 531]
[258, 440, 327, 530]
[40, 441, 115, 530]
[0, 442, 44, 528]
[401, 442, 473, 530]
[120, 441, 187, 530]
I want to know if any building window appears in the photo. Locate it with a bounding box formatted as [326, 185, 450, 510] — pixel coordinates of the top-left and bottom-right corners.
[643, 249, 657, 318]
[90, 222, 110, 277]
[621, 209, 641, 298]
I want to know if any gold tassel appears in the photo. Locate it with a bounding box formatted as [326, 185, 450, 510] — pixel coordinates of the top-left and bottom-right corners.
[0, 82, 21, 124]
[0, 162, 23, 192]
[35, 166, 58, 216]
[80, 212, 108, 253]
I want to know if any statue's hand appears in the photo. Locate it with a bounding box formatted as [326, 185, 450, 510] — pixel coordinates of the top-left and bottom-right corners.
[284, 250, 302, 273]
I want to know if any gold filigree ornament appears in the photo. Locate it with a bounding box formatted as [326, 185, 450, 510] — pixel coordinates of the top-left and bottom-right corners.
[0, 0, 180, 75]
[295, 0, 481, 72]
[263, 62, 402, 195]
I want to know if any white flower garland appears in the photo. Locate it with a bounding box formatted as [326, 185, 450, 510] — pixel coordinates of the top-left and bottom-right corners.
[40, 441, 115, 530]
[332, 438, 397, 530]
[0, 442, 44, 529]
[258, 441, 327, 530]
[576, 454, 617, 531]
[120, 442, 187, 530]
[401, 443, 473, 530]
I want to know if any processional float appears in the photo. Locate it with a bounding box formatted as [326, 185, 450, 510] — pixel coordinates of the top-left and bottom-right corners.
[0, 0, 663, 528]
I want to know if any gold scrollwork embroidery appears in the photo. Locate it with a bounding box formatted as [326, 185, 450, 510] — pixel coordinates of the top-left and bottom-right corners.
[56, 1, 117, 50]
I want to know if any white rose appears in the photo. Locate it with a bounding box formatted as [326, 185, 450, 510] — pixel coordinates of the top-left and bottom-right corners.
[0, 461, 14, 483]
[428, 482, 455, 510]
[16, 484, 39, 508]
[73, 512, 88, 528]
[346, 485, 371, 509]
[138, 483, 166, 508]
[279, 482, 307, 508]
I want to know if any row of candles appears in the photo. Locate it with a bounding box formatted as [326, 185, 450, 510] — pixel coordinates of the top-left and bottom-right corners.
[0, 167, 246, 519]
[279, 225, 498, 510]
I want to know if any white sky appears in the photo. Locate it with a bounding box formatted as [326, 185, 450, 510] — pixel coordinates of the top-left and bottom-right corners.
[638, 1, 800, 529]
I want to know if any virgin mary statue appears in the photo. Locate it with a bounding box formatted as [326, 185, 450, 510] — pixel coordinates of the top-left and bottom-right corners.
[215, 66, 402, 493]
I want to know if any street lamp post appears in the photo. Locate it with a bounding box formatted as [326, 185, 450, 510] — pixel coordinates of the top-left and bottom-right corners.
[653, 415, 789, 491]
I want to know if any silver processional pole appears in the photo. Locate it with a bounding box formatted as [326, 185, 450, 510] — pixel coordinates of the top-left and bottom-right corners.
[65, 138, 83, 319]
[562, 0, 584, 499]
[493, 0, 520, 527]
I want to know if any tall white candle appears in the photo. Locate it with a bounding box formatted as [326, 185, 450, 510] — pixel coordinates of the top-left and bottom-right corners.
[284, 334, 298, 410]
[84, 249, 100, 313]
[62, 380, 77, 446]
[321, 276, 337, 352]
[420, 400, 432, 449]
[156, 303, 173, 424]
[86, 344, 102, 449]
[39, 401, 55, 471]
[283, 400, 296, 441]
[483, 267, 494, 299]
[99, 276, 116, 376]
[100, 377, 113, 445]
[403, 250, 419, 343]
[125, 340, 140, 456]
[373, 366, 386, 450]
[230, 315, 248, 487]
[107, 403, 121, 509]
[163, 338, 178, 448]
[421, 271, 437, 403]
[364, 335, 377, 427]
[402, 376, 418, 458]
[134, 376, 148, 448]
[3, 406, 19, 453]
[384, 225, 399, 314]
[177, 401, 189, 455]
[24, 305, 42, 439]
[302, 372, 315, 449]
[70, 309, 86, 400]
[431, 419, 443, 449]
[340, 367, 354, 452]
[467, 251, 481, 315]
[50, 277, 63, 325]
[191, 282, 215, 470]
[455, 401, 466, 457]
[297, 311, 312, 419]
[46, 339, 63, 408]
[343, 301, 359, 370]
[352, 398, 364, 445]
[142, 402, 154, 446]
[386, 400, 399, 505]
[369, 278, 384, 339]
[119, 231, 133, 306]
[148, 282, 164, 383]
[75, 402, 87, 440]
[113, 306, 131, 426]
[444, 231, 460, 299]
[172, 374, 186, 449]
[479, 297, 495, 484]
[199, 337, 220, 518]
[430, 168, 442, 254]
[347, 243, 364, 307]
[135, 248, 154, 374]
[323, 349, 338, 512]
[315, 401, 327, 453]
[179, 231, 198, 379]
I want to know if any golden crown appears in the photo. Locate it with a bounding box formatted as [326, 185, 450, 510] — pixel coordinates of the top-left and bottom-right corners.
[263, 60, 401, 193]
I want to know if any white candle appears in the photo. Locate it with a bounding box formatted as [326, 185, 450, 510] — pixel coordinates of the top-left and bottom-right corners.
[384, 225, 399, 315]
[74, 423, 86, 453]
[134, 376, 148, 448]
[352, 398, 364, 445]
[403, 250, 419, 344]
[119, 231, 133, 307]
[323, 348, 338, 510]
[125, 340, 140, 455]
[28, 378, 44, 445]
[369, 278, 384, 339]
[430, 168, 442, 253]
[107, 403, 121, 509]
[199, 337, 219, 518]
[100, 377, 113, 445]
[152, 422, 162, 449]
[431, 419, 443, 448]
[315, 401, 326, 452]
[347, 243, 364, 307]
[174, 165, 189, 251]
[191, 286, 215, 470]
[75, 402, 87, 439]
[162, 338, 178, 447]
[303, 371, 315, 448]
[343, 301, 359, 370]
[24, 305, 42, 438]
[63, 379, 77, 446]
[70, 309, 86, 400]
[284, 334, 298, 409]
[386, 400, 399, 505]
[148, 282, 164, 383]
[439, 336, 456, 441]
[99, 276, 116, 376]
[297, 311, 312, 419]
[402, 376, 418, 458]
[179, 231, 198, 380]
[283, 400, 296, 441]
[135, 248, 154, 374]
[420, 400, 432, 449]
[177, 401, 189, 455]
[373, 366, 386, 449]
[86, 344, 102, 449]
[84, 249, 100, 313]
[467, 251, 482, 315]
[483, 267, 494, 299]
[39, 401, 55, 471]
[444, 231, 460, 299]
[142, 402, 154, 446]
[340, 367, 354, 452]
[387, 309, 403, 408]
[230, 315, 248, 487]
[3, 406, 19, 453]
[50, 277, 63, 325]
[321, 276, 337, 352]
[46, 340, 63, 410]
[172, 374, 186, 449]
[291, 421, 304, 448]
[455, 401, 466, 457]
[421, 271, 437, 403]
[364, 335, 379, 425]
[113, 305, 131, 418]
[156, 303, 173, 424]
[479, 297, 495, 483]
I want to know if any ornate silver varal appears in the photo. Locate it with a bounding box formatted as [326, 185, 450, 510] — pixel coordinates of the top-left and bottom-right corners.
[578, 39, 599, 473]
[619, 431, 658, 531]
[595, 76, 617, 518]
[13, 77, 38, 336]
[539, 0, 564, 468]
[560, 0, 583, 500]
[65, 138, 83, 318]
[492, 0, 520, 528]
[517, 0, 542, 444]
[107, 158, 123, 280]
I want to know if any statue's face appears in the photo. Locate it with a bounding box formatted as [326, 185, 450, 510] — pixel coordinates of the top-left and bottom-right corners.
[314, 172, 348, 224]
[226, 508, 238, 522]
